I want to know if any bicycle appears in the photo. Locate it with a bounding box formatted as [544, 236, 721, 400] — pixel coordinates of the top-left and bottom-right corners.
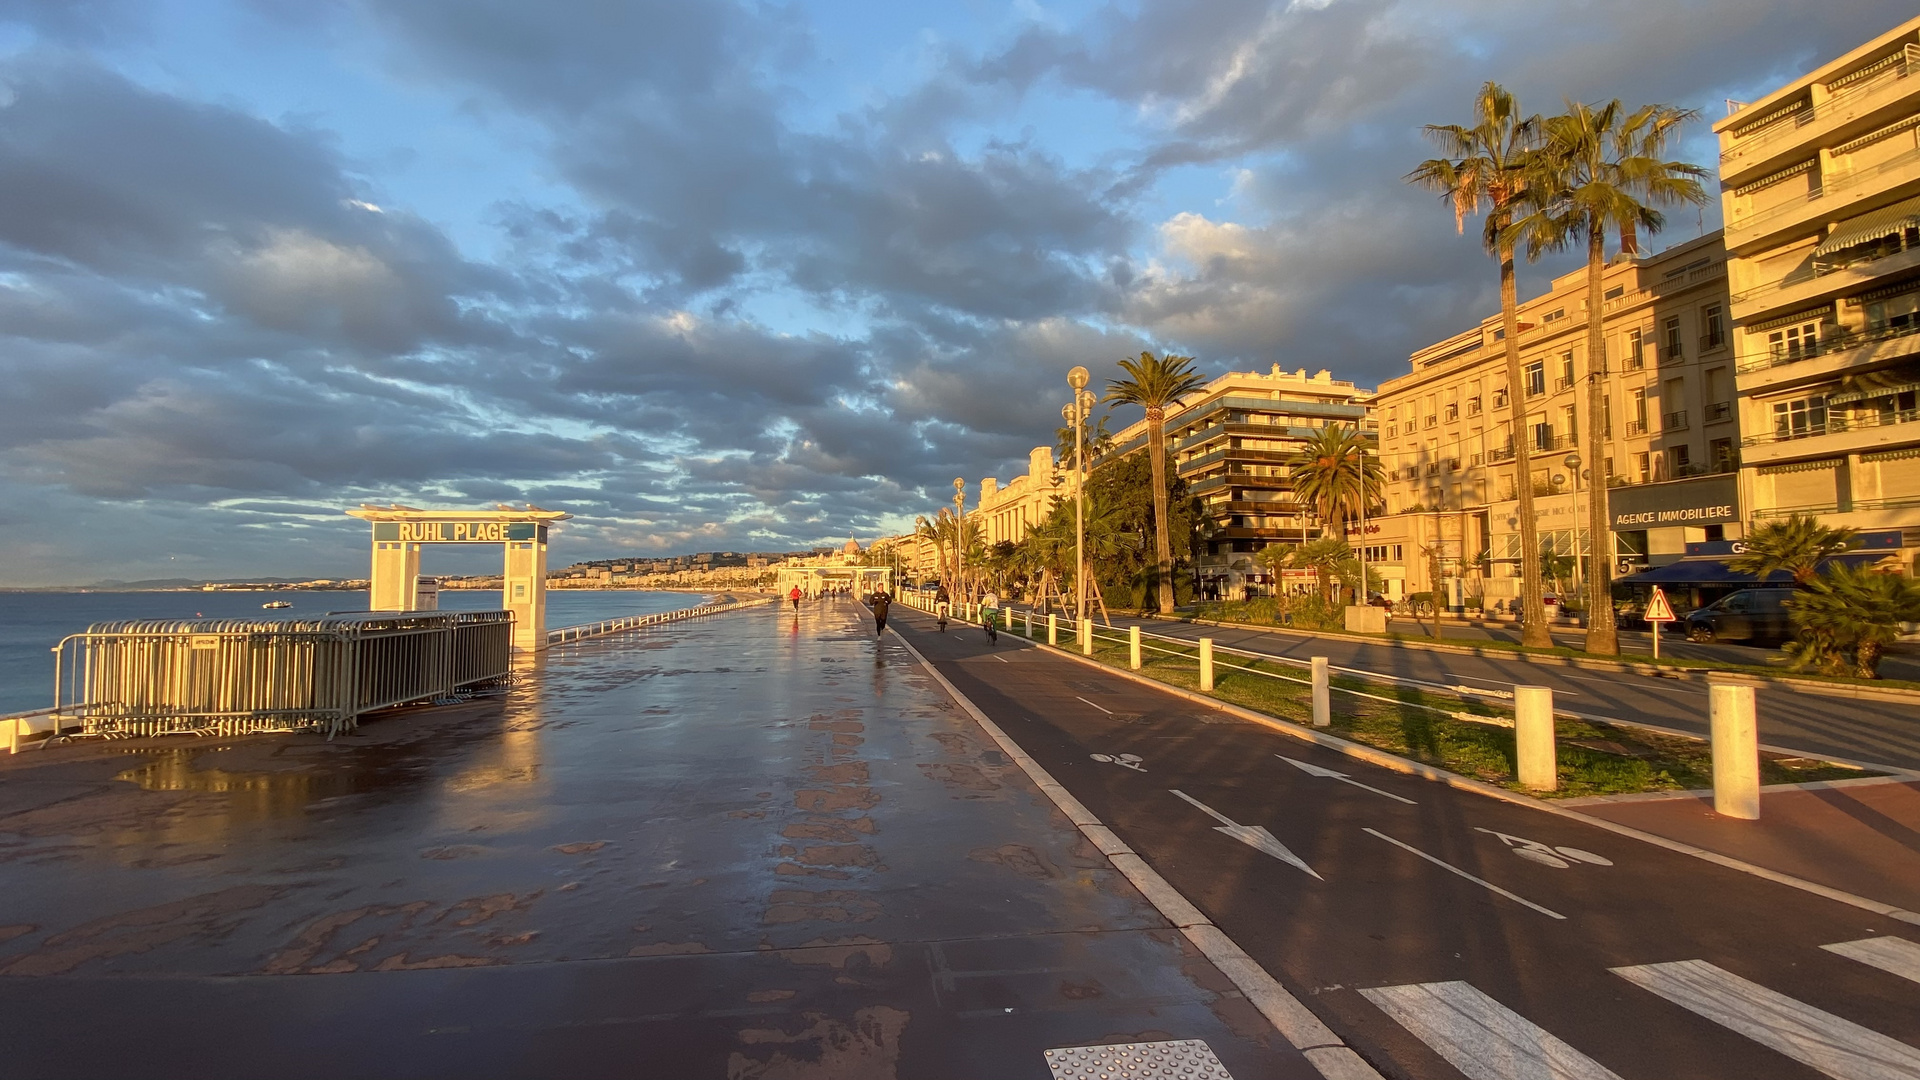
[982, 607, 998, 644]
[936, 602, 949, 632]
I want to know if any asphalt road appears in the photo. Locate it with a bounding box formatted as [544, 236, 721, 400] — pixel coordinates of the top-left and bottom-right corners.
[895, 607, 1920, 1080]
[1052, 610, 1920, 774]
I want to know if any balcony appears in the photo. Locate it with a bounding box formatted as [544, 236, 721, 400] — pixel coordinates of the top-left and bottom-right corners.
[1736, 319, 1920, 393]
[1662, 410, 1689, 432]
[1730, 238, 1920, 322]
[1700, 332, 1727, 354]
[1658, 344, 1684, 365]
[1725, 141, 1920, 251]
[1531, 433, 1580, 454]
[1739, 406, 1920, 466]
[1625, 419, 1649, 436]
[1425, 462, 1441, 476]
[1705, 401, 1734, 423]
[1721, 47, 1920, 185]
[1623, 352, 1646, 372]
[1469, 452, 1485, 466]
[1445, 458, 1461, 471]
[1488, 445, 1516, 463]
[1555, 376, 1575, 391]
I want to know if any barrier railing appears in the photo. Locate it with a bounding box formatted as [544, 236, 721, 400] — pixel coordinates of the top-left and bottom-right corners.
[545, 595, 775, 645]
[49, 610, 515, 741]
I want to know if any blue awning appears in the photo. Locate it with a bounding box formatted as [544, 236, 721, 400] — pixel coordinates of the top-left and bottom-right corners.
[1614, 553, 1884, 587]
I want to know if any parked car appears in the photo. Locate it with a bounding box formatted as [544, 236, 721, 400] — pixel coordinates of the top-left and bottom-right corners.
[1683, 588, 1795, 644]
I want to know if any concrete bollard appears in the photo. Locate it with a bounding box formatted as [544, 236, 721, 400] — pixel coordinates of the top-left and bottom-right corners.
[1048, 613, 1059, 646]
[1130, 625, 1142, 670]
[1080, 617, 1093, 655]
[1514, 685, 1556, 791]
[1024, 609, 1033, 637]
[1311, 656, 1330, 727]
[1199, 638, 1215, 691]
[1710, 678, 1760, 820]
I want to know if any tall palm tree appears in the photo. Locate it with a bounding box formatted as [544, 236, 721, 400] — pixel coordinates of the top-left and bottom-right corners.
[1522, 99, 1708, 655]
[1287, 423, 1383, 540]
[1727, 513, 1856, 586]
[1105, 352, 1208, 614]
[1406, 82, 1555, 648]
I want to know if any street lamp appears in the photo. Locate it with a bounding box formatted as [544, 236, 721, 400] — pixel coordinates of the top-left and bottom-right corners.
[953, 478, 967, 603]
[1066, 365, 1092, 620]
[1563, 451, 1584, 598]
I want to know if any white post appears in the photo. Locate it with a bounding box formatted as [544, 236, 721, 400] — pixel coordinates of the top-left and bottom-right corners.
[1025, 609, 1033, 637]
[1311, 656, 1330, 728]
[1710, 678, 1760, 820]
[1080, 617, 1093, 655]
[1130, 625, 1142, 670]
[1514, 685, 1556, 791]
[1199, 637, 1215, 691]
[1048, 613, 1059, 646]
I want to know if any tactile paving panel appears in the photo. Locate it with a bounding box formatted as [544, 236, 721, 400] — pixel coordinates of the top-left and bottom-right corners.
[1044, 1039, 1235, 1079]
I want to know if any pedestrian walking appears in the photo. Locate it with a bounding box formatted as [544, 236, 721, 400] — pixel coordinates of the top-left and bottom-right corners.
[933, 584, 950, 632]
[980, 588, 999, 644]
[871, 590, 891, 636]
[789, 585, 802, 612]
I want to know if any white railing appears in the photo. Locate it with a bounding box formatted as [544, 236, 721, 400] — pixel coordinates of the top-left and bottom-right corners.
[545, 595, 775, 644]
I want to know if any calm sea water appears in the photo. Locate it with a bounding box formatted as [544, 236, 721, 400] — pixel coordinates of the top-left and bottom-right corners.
[0, 589, 711, 715]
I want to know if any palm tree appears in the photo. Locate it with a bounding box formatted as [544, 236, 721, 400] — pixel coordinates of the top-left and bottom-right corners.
[1105, 352, 1208, 614]
[1406, 82, 1554, 648]
[1727, 513, 1856, 585]
[1521, 99, 1708, 655]
[1786, 563, 1920, 678]
[1287, 423, 1383, 541]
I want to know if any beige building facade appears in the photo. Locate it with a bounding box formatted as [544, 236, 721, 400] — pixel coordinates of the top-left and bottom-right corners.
[1718, 17, 1920, 572]
[1369, 232, 1738, 608]
[974, 447, 1064, 547]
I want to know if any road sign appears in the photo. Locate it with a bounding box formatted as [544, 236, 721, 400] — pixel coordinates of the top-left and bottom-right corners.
[1644, 586, 1675, 622]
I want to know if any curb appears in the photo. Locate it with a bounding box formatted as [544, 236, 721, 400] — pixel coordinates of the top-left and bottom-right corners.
[887, 625, 1386, 1080]
[947, 614, 1920, 930]
[1174, 615, 1920, 706]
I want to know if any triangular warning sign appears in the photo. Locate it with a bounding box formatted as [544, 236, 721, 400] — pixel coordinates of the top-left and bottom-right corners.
[1644, 585, 1675, 622]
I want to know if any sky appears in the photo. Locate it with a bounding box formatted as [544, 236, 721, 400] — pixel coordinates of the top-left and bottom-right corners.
[0, 0, 1909, 584]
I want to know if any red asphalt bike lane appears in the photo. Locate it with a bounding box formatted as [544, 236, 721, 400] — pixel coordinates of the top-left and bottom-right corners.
[890, 605, 1920, 1080]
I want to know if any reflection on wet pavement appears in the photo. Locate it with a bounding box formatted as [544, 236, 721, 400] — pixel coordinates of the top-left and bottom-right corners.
[0, 599, 1312, 1079]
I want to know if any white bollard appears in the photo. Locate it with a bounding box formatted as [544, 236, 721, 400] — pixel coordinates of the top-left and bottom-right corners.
[1710, 679, 1760, 820]
[1048, 613, 1059, 646]
[1130, 625, 1142, 670]
[1080, 617, 1093, 655]
[1024, 609, 1033, 637]
[1514, 685, 1556, 791]
[1311, 656, 1330, 728]
[1199, 637, 1215, 691]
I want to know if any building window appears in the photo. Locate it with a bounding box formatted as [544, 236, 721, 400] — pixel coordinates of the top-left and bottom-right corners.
[1710, 438, 1735, 473]
[1702, 305, 1725, 350]
[1386, 424, 1396, 437]
[1634, 451, 1650, 482]
[1558, 351, 1576, 390]
[1532, 419, 1553, 451]
[1627, 388, 1648, 435]
[1424, 413, 1437, 428]
[1445, 402, 1459, 421]
[1669, 444, 1692, 476]
[1625, 328, 1645, 371]
[1771, 395, 1828, 439]
[1662, 317, 1683, 362]
[1767, 320, 1818, 361]
[1525, 361, 1545, 396]
[1466, 395, 1482, 416]
[1493, 387, 1509, 408]
[1560, 405, 1578, 442]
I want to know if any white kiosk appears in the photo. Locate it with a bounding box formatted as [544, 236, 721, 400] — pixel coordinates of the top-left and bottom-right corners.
[346, 504, 571, 651]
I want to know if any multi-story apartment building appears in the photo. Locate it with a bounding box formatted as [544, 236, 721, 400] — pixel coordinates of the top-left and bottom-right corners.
[1369, 232, 1736, 606]
[1099, 366, 1373, 596]
[1718, 17, 1920, 573]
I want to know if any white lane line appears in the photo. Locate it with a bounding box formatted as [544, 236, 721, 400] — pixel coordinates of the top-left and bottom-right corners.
[1362, 828, 1565, 919]
[1075, 696, 1113, 714]
[1278, 755, 1417, 804]
[1823, 937, 1920, 985]
[1359, 981, 1623, 1080]
[994, 655, 1010, 663]
[1612, 959, 1920, 1080]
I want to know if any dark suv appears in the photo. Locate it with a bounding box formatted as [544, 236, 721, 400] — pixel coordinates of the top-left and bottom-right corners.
[1684, 588, 1795, 644]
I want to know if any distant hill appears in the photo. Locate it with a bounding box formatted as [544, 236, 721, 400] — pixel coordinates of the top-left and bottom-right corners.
[85, 577, 311, 590]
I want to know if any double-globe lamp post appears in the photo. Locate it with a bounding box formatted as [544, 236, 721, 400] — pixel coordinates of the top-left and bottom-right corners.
[953, 478, 967, 604]
[1064, 366, 1094, 620]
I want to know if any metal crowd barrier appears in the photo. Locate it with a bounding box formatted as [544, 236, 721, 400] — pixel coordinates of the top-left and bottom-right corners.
[50, 611, 514, 740]
[545, 596, 775, 645]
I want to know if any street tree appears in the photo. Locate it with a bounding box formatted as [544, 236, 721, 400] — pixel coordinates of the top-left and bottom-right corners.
[1727, 513, 1857, 586]
[1785, 564, 1920, 678]
[1105, 352, 1208, 614]
[1287, 423, 1382, 540]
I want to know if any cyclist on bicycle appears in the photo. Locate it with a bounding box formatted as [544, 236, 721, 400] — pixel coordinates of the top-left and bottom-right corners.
[981, 589, 1000, 644]
[934, 583, 951, 632]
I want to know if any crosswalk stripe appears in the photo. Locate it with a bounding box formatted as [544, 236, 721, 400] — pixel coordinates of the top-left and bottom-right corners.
[1612, 959, 1920, 1080]
[1359, 981, 1623, 1080]
[1824, 937, 1920, 985]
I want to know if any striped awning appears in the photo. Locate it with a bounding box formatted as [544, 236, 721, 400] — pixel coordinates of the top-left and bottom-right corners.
[1814, 194, 1920, 257]
[1828, 363, 1920, 405]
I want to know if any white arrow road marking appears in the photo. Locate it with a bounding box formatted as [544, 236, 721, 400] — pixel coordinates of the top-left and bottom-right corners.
[1364, 828, 1565, 919]
[1474, 827, 1613, 868]
[1278, 755, 1417, 804]
[1170, 789, 1322, 880]
[1090, 753, 1146, 772]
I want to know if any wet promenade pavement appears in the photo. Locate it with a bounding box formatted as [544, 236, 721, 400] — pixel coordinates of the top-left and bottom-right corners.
[0, 598, 1311, 1079]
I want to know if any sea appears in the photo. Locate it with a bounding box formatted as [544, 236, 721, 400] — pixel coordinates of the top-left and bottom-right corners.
[0, 589, 713, 716]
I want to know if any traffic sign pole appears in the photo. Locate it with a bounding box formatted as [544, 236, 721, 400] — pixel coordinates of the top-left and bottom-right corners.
[1643, 585, 1675, 660]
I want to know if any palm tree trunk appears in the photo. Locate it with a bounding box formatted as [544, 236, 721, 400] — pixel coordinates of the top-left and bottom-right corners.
[1149, 409, 1175, 614]
[1502, 238, 1554, 648]
[1583, 218, 1620, 655]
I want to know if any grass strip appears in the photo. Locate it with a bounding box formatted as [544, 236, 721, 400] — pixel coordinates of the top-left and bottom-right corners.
[1071, 626, 1873, 799]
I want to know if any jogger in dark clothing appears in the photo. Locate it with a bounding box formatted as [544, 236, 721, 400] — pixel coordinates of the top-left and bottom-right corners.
[871, 591, 891, 636]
